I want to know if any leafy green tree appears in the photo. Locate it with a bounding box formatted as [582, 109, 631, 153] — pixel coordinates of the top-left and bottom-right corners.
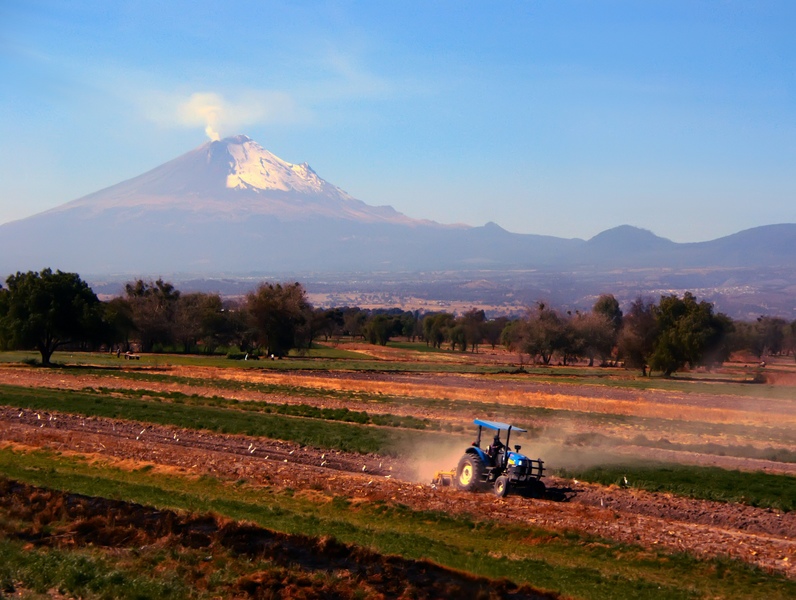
[569, 311, 616, 366]
[519, 303, 566, 365]
[422, 313, 455, 348]
[102, 297, 136, 351]
[483, 316, 509, 350]
[559, 312, 582, 366]
[125, 278, 181, 352]
[364, 314, 397, 346]
[459, 308, 486, 353]
[172, 293, 205, 353]
[312, 308, 344, 342]
[0, 285, 7, 351]
[362, 310, 418, 346]
[198, 296, 242, 353]
[223, 299, 259, 354]
[343, 307, 368, 339]
[448, 323, 467, 351]
[754, 316, 787, 357]
[500, 318, 531, 369]
[617, 297, 658, 376]
[399, 310, 421, 341]
[593, 294, 623, 332]
[171, 292, 231, 354]
[649, 292, 731, 377]
[0, 269, 103, 365]
[246, 282, 311, 357]
[786, 320, 796, 361]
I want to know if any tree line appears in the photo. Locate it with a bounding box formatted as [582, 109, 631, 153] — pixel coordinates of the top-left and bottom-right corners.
[1, 269, 794, 376]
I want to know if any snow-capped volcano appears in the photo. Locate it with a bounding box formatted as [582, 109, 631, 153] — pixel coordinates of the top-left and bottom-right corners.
[51, 134, 421, 225]
[3, 133, 791, 279]
[223, 135, 331, 194]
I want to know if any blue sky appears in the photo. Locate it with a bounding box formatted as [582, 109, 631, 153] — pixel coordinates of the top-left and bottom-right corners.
[1, 1, 794, 242]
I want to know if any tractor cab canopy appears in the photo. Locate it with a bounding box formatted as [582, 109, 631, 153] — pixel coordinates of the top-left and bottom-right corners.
[473, 419, 526, 433]
[472, 420, 526, 452]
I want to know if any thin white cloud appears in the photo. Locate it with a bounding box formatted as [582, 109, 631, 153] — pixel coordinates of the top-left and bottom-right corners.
[311, 48, 396, 99]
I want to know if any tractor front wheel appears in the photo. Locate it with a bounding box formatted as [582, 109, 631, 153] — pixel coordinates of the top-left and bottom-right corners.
[494, 475, 509, 498]
[455, 454, 484, 492]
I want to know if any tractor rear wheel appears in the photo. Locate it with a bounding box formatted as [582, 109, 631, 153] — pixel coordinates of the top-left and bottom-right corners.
[455, 454, 484, 492]
[494, 475, 509, 497]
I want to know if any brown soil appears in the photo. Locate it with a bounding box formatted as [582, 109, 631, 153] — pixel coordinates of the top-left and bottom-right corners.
[1, 359, 794, 581]
[1, 361, 795, 481]
[1, 407, 793, 578]
[0, 479, 555, 600]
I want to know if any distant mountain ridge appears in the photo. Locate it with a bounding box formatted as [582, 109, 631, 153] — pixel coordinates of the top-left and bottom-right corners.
[0, 134, 794, 277]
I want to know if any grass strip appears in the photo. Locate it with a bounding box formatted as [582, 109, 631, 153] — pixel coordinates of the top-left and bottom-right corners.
[0, 383, 430, 455]
[2, 349, 503, 374]
[627, 434, 796, 464]
[98, 372, 796, 446]
[2, 382, 794, 512]
[0, 539, 193, 600]
[91, 386, 440, 431]
[0, 536, 414, 600]
[109, 382, 796, 463]
[4, 350, 794, 402]
[1, 448, 794, 600]
[19, 361, 795, 445]
[557, 463, 796, 512]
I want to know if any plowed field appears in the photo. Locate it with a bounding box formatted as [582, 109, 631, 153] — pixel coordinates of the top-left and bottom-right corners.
[0, 353, 794, 596]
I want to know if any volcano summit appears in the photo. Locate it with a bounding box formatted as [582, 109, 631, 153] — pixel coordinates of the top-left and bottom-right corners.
[0, 135, 467, 274]
[49, 135, 419, 225]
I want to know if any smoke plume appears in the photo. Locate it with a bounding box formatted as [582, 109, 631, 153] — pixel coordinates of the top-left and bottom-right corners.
[179, 93, 224, 141]
[172, 91, 304, 141]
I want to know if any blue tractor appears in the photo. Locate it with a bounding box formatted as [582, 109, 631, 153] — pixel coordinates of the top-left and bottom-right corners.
[453, 419, 545, 498]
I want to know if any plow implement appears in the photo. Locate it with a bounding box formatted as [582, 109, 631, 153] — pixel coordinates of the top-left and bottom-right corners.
[431, 470, 456, 487]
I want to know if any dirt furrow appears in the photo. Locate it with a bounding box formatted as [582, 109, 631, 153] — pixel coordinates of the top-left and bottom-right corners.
[1, 409, 793, 577]
[0, 479, 555, 600]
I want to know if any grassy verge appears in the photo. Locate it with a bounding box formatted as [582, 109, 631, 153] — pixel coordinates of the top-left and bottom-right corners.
[1, 447, 794, 600]
[6, 351, 793, 402]
[0, 350, 502, 374]
[557, 463, 796, 512]
[627, 434, 796, 464]
[0, 384, 431, 455]
[0, 535, 416, 600]
[0, 539, 194, 600]
[103, 385, 796, 463]
[14, 364, 791, 446]
[91, 386, 441, 431]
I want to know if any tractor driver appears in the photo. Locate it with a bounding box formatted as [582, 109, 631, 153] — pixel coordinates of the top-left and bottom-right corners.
[487, 434, 504, 462]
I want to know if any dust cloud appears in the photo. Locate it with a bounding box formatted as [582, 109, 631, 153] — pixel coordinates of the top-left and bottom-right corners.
[401, 436, 471, 484]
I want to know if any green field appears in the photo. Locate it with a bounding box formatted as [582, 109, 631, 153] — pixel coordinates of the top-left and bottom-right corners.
[1, 382, 794, 511]
[4, 349, 794, 402]
[1, 448, 794, 600]
[0, 350, 794, 598]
